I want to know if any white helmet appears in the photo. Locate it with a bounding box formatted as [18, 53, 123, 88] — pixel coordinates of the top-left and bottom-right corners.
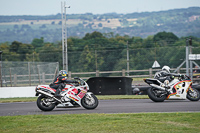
[162, 66, 170, 73]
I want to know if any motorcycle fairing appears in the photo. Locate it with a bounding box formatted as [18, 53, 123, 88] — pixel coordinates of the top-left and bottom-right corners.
[66, 90, 81, 105]
[37, 85, 56, 93]
[61, 84, 73, 92]
[77, 87, 87, 99]
[37, 84, 74, 95]
[143, 78, 162, 85]
[65, 86, 88, 105]
[166, 79, 192, 100]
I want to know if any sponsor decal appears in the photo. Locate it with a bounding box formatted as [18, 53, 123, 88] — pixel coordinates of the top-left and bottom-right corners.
[40, 86, 56, 92]
[69, 96, 79, 101]
[41, 86, 47, 88]
[68, 91, 74, 95]
[78, 89, 87, 98]
[78, 91, 86, 99]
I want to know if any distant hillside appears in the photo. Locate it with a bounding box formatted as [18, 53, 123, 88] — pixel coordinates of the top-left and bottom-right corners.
[0, 7, 200, 43]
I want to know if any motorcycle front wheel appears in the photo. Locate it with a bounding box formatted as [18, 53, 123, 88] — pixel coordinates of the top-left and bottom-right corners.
[187, 88, 200, 101]
[81, 94, 98, 109]
[147, 87, 167, 102]
[37, 95, 56, 111]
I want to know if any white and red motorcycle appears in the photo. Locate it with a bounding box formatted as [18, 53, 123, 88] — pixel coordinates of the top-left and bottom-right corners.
[35, 77, 98, 111]
[144, 75, 200, 102]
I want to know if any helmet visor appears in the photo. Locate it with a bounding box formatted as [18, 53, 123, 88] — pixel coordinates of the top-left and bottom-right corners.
[62, 71, 68, 76]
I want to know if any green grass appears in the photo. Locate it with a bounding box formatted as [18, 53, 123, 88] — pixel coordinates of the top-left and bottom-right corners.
[0, 95, 149, 103]
[0, 113, 200, 133]
[97, 95, 149, 100]
[0, 97, 37, 103]
[0, 96, 199, 133]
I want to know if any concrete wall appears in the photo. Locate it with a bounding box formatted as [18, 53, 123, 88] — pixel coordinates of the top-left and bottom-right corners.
[0, 87, 36, 98]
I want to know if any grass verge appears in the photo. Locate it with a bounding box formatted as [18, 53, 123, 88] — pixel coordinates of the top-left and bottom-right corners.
[0, 113, 200, 133]
[0, 95, 149, 103]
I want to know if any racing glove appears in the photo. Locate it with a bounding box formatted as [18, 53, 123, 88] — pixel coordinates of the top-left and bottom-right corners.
[180, 74, 185, 78]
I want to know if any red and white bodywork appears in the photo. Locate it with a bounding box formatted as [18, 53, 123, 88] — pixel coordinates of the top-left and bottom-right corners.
[35, 78, 98, 111]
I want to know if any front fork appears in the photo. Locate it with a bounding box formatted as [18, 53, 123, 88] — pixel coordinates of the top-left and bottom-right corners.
[84, 92, 94, 99]
[85, 92, 93, 97]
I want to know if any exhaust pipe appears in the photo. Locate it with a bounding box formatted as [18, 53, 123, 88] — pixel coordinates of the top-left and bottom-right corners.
[37, 90, 54, 97]
[37, 90, 62, 103]
[150, 84, 166, 91]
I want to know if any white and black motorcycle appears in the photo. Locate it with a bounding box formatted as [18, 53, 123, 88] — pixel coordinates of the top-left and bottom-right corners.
[35, 77, 98, 111]
[144, 75, 200, 102]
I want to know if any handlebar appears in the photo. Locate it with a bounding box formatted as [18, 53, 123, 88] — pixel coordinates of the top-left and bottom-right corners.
[183, 75, 191, 80]
[73, 77, 86, 86]
[74, 77, 80, 80]
[178, 74, 190, 81]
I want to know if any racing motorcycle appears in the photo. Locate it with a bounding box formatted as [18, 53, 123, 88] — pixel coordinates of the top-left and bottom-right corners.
[144, 75, 200, 102]
[35, 77, 99, 111]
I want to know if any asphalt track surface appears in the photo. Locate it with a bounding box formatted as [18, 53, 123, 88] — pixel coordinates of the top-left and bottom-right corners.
[0, 99, 200, 116]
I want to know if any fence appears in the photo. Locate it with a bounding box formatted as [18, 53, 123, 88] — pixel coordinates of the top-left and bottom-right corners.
[0, 61, 59, 87]
[1, 64, 199, 87]
[68, 67, 200, 84]
[1, 48, 200, 87]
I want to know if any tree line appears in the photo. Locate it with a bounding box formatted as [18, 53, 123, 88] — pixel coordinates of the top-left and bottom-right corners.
[0, 31, 200, 73]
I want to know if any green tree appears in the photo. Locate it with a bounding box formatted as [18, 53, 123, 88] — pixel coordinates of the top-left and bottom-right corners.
[0, 42, 10, 61]
[31, 37, 44, 48]
[38, 43, 61, 63]
[9, 41, 34, 61]
[83, 31, 104, 40]
[153, 31, 179, 44]
[77, 45, 95, 72]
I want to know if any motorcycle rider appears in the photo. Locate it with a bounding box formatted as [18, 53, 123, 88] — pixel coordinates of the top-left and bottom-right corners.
[50, 70, 79, 98]
[154, 65, 184, 88]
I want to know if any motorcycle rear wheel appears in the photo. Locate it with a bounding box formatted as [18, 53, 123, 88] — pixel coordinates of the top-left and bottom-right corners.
[37, 95, 56, 111]
[147, 87, 166, 102]
[187, 88, 200, 101]
[81, 94, 98, 109]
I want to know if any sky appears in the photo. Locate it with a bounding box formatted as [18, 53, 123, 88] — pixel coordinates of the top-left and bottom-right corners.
[0, 0, 200, 15]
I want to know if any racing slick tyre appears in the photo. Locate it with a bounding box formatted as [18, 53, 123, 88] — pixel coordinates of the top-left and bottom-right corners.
[81, 94, 98, 109]
[147, 87, 166, 102]
[37, 95, 56, 111]
[187, 88, 200, 101]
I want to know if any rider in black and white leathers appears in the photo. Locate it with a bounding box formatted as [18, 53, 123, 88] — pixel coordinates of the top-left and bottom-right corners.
[154, 66, 184, 87]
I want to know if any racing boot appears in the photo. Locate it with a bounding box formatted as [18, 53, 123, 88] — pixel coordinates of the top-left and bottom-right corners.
[54, 88, 62, 99]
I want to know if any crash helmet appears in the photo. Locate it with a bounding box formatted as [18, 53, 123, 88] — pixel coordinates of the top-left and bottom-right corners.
[132, 88, 140, 95]
[162, 66, 171, 73]
[59, 70, 68, 77]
